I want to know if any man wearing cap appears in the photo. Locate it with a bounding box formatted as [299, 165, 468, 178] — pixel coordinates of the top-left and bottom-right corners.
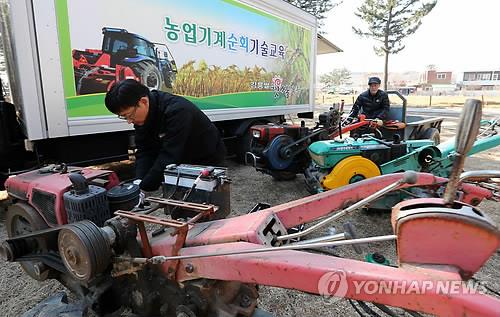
[348, 77, 390, 126]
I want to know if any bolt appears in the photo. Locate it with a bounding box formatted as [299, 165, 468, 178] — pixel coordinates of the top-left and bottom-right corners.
[240, 294, 252, 308]
[470, 198, 480, 206]
[372, 252, 386, 264]
[185, 263, 194, 273]
[66, 247, 79, 266]
[32, 262, 47, 276]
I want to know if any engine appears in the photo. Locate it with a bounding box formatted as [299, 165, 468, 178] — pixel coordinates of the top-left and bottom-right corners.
[247, 107, 342, 179]
[1, 164, 260, 317]
[4, 164, 135, 227]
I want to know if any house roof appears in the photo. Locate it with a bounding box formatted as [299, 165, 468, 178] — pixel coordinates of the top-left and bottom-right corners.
[317, 34, 342, 55]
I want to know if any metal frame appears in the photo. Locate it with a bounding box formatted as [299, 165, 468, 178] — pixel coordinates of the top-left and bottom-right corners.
[133, 172, 500, 316]
[3, 170, 499, 315]
[32, 0, 69, 137]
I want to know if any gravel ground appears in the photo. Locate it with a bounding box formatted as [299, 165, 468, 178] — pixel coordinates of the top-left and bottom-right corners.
[0, 115, 499, 317]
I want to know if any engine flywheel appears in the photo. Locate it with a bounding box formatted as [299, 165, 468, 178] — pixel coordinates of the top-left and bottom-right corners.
[321, 156, 381, 190]
[263, 134, 295, 170]
[58, 220, 111, 282]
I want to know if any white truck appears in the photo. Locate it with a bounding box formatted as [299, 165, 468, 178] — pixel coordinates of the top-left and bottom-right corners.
[0, 0, 339, 187]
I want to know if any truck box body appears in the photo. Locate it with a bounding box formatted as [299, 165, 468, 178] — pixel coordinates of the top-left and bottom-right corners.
[1, 0, 317, 140]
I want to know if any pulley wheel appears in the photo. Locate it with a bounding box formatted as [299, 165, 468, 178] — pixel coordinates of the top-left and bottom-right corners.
[263, 134, 295, 170]
[58, 220, 111, 282]
[321, 156, 381, 190]
[6, 202, 50, 281]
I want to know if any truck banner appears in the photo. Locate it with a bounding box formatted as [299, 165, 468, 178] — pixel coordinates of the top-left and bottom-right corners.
[58, 0, 313, 118]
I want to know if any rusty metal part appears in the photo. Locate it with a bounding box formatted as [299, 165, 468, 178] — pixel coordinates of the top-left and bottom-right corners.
[58, 221, 111, 282]
[115, 210, 189, 279]
[111, 261, 145, 277]
[145, 197, 216, 223]
[444, 99, 482, 204]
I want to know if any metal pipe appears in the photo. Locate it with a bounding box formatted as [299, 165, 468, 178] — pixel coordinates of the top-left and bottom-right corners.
[276, 171, 417, 242]
[444, 99, 482, 205]
[117, 235, 397, 264]
[458, 170, 500, 184]
[291, 232, 346, 245]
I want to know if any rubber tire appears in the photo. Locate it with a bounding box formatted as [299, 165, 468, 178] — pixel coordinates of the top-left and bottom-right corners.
[162, 68, 176, 89]
[132, 61, 162, 90]
[6, 202, 50, 281]
[421, 127, 440, 145]
[236, 127, 254, 163]
[0, 173, 7, 190]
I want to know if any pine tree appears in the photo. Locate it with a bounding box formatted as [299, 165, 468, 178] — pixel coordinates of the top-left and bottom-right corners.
[353, 0, 437, 89]
[284, 0, 342, 31]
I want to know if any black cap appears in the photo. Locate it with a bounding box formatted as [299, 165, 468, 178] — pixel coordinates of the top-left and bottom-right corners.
[368, 77, 381, 85]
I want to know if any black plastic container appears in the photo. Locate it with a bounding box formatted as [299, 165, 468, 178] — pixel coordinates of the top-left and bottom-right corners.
[106, 183, 140, 212]
[64, 173, 111, 226]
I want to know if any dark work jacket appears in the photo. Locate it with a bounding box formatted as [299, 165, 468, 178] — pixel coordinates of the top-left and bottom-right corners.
[350, 89, 390, 119]
[135, 90, 226, 191]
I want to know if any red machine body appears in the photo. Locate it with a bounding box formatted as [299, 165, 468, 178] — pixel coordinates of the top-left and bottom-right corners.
[5, 166, 119, 226]
[250, 123, 306, 145]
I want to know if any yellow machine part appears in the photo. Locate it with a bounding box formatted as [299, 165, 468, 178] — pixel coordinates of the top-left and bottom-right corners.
[321, 156, 381, 190]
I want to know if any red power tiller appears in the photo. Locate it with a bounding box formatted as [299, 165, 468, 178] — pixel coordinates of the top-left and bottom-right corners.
[2, 100, 499, 316]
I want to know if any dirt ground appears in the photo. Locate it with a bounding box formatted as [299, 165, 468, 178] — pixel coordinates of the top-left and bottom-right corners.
[0, 115, 499, 316]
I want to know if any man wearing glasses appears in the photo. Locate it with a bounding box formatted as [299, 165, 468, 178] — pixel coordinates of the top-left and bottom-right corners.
[105, 79, 226, 192]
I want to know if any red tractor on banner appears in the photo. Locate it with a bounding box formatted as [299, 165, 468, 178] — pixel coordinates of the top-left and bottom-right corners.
[72, 27, 177, 94]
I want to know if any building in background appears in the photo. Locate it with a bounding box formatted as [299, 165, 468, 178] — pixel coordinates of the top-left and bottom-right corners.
[461, 70, 500, 90]
[419, 69, 456, 93]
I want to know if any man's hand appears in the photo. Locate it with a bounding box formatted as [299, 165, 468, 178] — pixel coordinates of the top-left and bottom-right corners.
[134, 190, 146, 208]
[344, 116, 355, 124]
[374, 119, 384, 127]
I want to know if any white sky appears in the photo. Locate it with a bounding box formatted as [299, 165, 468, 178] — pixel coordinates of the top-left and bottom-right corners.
[317, 0, 500, 74]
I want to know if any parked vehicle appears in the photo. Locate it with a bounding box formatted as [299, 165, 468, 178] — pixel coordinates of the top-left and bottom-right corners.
[73, 27, 177, 94]
[0, 0, 338, 188]
[247, 91, 444, 181]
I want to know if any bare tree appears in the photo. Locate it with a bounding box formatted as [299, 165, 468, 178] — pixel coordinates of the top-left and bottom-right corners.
[353, 0, 437, 89]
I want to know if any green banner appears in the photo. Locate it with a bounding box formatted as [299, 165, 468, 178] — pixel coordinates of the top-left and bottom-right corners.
[58, 0, 312, 118]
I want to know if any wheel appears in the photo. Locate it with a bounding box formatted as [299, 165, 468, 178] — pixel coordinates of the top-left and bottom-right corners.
[6, 202, 50, 281]
[321, 156, 381, 190]
[132, 61, 162, 90]
[162, 66, 176, 89]
[0, 173, 7, 190]
[236, 125, 255, 163]
[263, 135, 295, 170]
[421, 127, 440, 145]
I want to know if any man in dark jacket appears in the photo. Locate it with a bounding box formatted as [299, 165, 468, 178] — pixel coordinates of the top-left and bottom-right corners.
[348, 77, 390, 126]
[105, 79, 226, 191]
